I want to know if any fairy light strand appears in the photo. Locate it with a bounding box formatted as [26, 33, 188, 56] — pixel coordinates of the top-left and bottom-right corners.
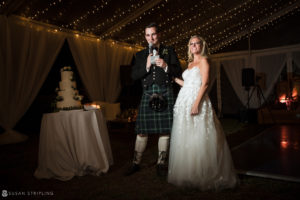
[174, 0, 299, 58]
[167, 0, 257, 46]
[209, 0, 300, 53]
[14, 15, 143, 52]
[64, 0, 111, 29]
[14, 0, 300, 59]
[29, 0, 62, 20]
[0, 1, 6, 9]
[89, 0, 150, 36]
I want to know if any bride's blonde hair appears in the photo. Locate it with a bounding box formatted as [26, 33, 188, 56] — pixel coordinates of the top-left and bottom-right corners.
[187, 35, 210, 62]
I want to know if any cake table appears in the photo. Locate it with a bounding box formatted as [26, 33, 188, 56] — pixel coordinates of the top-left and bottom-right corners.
[34, 109, 113, 181]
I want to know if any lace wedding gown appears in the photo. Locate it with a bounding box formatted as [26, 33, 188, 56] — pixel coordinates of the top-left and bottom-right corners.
[168, 67, 237, 191]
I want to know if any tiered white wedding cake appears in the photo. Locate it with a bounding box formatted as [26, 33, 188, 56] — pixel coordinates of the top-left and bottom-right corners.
[56, 66, 83, 110]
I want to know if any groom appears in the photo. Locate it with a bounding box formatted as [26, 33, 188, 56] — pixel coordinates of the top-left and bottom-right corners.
[125, 22, 182, 176]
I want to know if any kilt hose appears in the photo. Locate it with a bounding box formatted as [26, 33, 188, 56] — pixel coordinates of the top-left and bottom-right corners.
[135, 84, 175, 134]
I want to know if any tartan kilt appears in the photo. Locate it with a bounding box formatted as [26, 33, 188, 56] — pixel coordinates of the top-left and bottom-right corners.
[135, 84, 175, 134]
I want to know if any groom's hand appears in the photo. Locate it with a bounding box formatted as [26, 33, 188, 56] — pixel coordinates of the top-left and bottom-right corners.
[155, 58, 167, 69]
[146, 54, 153, 71]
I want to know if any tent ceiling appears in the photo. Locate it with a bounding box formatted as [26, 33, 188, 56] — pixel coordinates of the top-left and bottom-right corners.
[1, 0, 300, 59]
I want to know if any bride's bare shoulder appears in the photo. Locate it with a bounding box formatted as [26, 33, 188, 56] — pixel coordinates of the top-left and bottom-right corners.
[199, 57, 209, 68]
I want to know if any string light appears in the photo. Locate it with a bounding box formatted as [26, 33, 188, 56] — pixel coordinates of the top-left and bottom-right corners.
[89, 0, 150, 36]
[122, 2, 200, 44]
[173, 0, 300, 58]
[170, 0, 260, 57]
[63, 0, 111, 29]
[10, 0, 300, 59]
[119, 0, 258, 51]
[168, 0, 257, 44]
[119, 2, 168, 42]
[14, 15, 142, 53]
[0, 1, 6, 9]
[29, 0, 63, 20]
[209, 0, 300, 53]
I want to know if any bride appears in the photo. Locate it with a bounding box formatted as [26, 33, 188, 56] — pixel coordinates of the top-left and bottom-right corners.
[168, 35, 238, 191]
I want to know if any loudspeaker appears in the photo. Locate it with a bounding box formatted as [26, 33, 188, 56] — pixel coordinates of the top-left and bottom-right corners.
[242, 68, 255, 87]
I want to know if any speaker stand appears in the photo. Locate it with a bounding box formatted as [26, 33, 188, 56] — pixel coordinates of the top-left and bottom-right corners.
[247, 85, 276, 124]
[245, 86, 250, 110]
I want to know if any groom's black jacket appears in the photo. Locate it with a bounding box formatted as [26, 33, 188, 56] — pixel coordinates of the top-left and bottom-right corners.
[131, 44, 182, 89]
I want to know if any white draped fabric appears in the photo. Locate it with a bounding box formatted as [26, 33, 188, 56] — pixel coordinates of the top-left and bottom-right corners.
[34, 109, 113, 181]
[255, 53, 286, 106]
[210, 44, 300, 110]
[222, 59, 247, 108]
[68, 37, 137, 103]
[0, 15, 65, 145]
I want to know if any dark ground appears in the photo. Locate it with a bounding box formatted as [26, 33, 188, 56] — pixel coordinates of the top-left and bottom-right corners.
[0, 120, 300, 200]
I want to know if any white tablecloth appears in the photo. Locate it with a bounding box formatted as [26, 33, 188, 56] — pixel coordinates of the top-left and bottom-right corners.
[34, 109, 113, 181]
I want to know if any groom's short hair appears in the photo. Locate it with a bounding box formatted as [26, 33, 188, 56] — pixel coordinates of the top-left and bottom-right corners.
[145, 22, 160, 33]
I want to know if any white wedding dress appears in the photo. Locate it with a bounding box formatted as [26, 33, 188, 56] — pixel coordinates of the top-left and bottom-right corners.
[168, 67, 237, 191]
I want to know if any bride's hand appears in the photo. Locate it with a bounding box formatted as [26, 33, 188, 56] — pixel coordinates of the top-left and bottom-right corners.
[174, 78, 184, 86]
[191, 103, 199, 115]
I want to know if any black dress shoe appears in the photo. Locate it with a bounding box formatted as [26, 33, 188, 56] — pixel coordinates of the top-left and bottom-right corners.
[156, 164, 167, 177]
[124, 164, 140, 176]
